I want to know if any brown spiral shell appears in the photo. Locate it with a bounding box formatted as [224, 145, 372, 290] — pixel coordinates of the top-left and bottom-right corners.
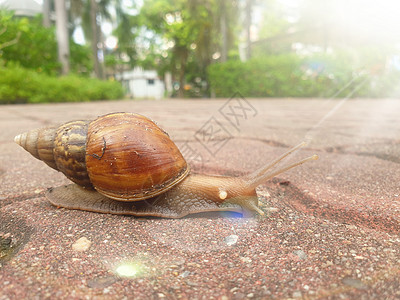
[14, 112, 189, 201]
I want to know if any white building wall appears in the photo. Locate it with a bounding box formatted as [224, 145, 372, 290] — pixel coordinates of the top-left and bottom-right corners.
[118, 68, 165, 99]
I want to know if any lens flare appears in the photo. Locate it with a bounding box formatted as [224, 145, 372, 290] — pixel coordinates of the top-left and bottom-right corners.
[115, 262, 143, 278]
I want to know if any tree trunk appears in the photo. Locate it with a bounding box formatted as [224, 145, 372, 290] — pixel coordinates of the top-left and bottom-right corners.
[98, 21, 106, 79]
[43, 0, 51, 28]
[220, 0, 228, 62]
[54, 0, 70, 75]
[245, 0, 252, 61]
[90, 0, 102, 79]
[177, 49, 188, 98]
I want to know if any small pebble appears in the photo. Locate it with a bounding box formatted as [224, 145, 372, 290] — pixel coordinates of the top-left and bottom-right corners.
[224, 235, 238, 246]
[170, 285, 180, 290]
[293, 250, 307, 260]
[341, 277, 367, 290]
[292, 290, 302, 298]
[72, 237, 92, 252]
[266, 207, 279, 212]
[247, 293, 254, 298]
[240, 257, 252, 263]
[233, 292, 245, 300]
[186, 280, 199, 287]
[180, 271, 190, 278]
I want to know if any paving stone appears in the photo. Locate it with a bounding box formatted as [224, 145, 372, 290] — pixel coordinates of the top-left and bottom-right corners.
[0, 98, 399, 299]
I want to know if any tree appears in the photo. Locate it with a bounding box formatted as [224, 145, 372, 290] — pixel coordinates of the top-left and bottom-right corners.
[139, 0, 239, 97]
[112, 8, 139, 69]
[0, 11, 91, 75]
[0, 12, 21, 51]
[55, 0, 70, 74]
[89, 0, 102, 78]
[0, 11, 60, 74]
[69, 0, 135, 79]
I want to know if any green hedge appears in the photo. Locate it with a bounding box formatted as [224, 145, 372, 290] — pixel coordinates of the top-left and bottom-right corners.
[207, 54, 400, 98]
[0, 64, 124, 104]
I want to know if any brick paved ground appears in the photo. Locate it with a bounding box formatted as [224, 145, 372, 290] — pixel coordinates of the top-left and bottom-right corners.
[1, 98, 399, 299]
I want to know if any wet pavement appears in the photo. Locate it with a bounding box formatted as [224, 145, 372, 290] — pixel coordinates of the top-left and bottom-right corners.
[0, 98, 399, 299]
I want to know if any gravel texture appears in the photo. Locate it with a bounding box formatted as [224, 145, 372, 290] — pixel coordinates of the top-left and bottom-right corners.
[1, 98, 399, 299]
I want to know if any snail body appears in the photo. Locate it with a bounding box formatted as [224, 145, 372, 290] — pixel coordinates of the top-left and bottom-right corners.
[15, 112, 318, 218]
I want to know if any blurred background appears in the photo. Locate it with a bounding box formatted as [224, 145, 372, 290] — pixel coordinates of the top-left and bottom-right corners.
[0, 0, 399, 103]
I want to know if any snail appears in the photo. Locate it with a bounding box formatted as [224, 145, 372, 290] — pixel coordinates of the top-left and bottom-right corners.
[14, 112, 318, 218]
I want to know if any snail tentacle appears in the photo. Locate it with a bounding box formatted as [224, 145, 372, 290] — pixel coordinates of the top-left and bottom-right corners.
[242, 142, 318, 191]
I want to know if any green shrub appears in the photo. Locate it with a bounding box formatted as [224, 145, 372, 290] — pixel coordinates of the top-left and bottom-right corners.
[0, 64, 124, 104]
[0, 11, 92, 75]
[207, 54, 400, 98]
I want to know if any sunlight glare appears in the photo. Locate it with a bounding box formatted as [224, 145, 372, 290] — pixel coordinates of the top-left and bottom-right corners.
[115, 262, 143, 278]
[329, 0, 400, 43]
